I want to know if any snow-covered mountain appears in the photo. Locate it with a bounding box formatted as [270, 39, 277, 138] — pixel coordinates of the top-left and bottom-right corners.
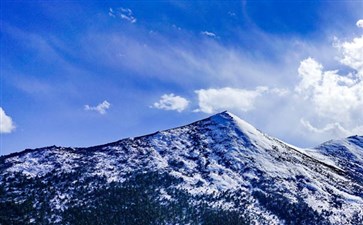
[1, 111, 362, 224]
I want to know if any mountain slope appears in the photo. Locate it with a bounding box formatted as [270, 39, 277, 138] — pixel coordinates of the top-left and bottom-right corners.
[0, 111, 362, 224]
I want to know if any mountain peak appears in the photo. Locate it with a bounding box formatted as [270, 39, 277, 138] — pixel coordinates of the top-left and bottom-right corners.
[209, 111, 268, 143]
[210, 111, 255, 128]
[210, 110, 237, 119]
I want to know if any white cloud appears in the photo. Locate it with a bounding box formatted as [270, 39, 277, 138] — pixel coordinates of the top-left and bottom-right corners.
[195, 87, 268, 114]
[300, 118, 363, 142]
[81, 27, 299, 91]
[335, 35, 363, 77]
[108, 8, 116, 18]
[300, 118, 351, 137]
[201, 31, 216, 37]
[356, 19, 363, 28]
[0, 107, 15, 133]
[109, 7, 136, 23]
[296, 58, 363, 124]
[153, 94, 189, 112]
[270, 88, 289, 96]
[84, 100, 111, 115]
[34, 12, 360, 147]
[295, 34, 363, 138]
[295, 57, 323, 95]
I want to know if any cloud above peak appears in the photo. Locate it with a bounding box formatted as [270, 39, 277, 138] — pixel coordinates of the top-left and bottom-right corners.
[153, 94, 189, 112]
[84, 101, 111, 115]
[194, 87, 268, 114]
[0, 107, 15, 133]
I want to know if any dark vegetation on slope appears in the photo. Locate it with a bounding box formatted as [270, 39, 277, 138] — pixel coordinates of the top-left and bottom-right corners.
[3, 169, 362, 225]
[1, 113, 362, 225]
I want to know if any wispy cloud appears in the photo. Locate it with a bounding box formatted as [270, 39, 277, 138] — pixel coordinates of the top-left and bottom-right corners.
[300, 119, 363, 138]
[152, 94, 189, 112]
[269, 88, 289, 96]
[301, 119, 349, 136]
[3, 0, 363, 156]
[5, 6, 361, 148]
[0, 107, 15, 133]
[81, 30, 293, 90]
[108, 8, 116, 18]
[84, 101, 111, 115]
[109, 7, 137, 23]
[201, 31, 216, 37]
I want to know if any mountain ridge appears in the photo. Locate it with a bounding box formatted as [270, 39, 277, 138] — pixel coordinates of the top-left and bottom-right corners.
[1, 111, 362, 224]
[3, 111, 359, 158]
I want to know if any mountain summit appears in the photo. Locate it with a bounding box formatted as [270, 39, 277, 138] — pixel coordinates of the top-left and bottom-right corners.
[1, 112, 362, 224]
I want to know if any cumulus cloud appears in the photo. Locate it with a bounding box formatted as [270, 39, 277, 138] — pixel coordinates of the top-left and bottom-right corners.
[335, 35, 363, 77]
[356, 19, 363, 28]
[300, 118, 352, 137]
[84, 100, 111, 115]
[300, 118, 363, 141]
[194, 87, 269, 114]
[0, 107, 15, 133]
[153, 94, 189, 112]
[295, 57, 323, 95]
[295, 34, 363, 138]
[109, 7, 136, 23]
[201, 31, 216, 37]
[296, 58, 363, 123]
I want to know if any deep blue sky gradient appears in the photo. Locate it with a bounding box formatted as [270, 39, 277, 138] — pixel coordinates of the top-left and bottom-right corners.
[1, 0, 362, 155]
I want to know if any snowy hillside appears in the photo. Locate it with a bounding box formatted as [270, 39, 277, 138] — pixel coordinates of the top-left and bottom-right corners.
[0, 111, 362, 224]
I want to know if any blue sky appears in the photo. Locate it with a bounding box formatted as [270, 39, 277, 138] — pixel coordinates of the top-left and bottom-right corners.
[1, 0, 363, 155]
